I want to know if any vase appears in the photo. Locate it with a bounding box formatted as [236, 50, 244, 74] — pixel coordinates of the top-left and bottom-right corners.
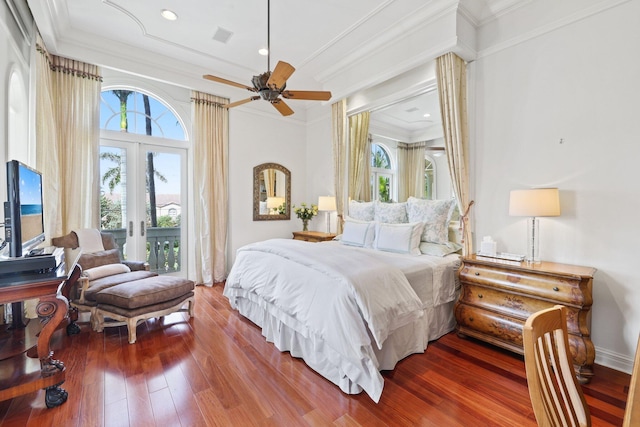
[302, 219, 309, 231]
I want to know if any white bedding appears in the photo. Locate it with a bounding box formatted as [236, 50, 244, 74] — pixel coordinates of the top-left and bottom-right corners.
[223, 238, 460, 402]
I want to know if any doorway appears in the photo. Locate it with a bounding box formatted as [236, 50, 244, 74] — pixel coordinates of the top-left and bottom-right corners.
[99, 138, 187, 276]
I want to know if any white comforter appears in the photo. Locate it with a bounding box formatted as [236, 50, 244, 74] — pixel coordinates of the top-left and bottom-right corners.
[224, 238, 425, 401]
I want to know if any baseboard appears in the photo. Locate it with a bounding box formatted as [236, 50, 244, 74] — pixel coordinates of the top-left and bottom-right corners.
[595, 345, 634, 375]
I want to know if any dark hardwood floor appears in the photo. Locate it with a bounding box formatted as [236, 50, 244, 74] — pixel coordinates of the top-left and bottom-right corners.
[0, 284, 630, 426]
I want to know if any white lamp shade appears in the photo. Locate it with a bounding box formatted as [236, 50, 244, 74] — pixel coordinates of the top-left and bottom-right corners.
[509, 188, 560, 217]
[266, 197, 285, 209]
[318, 196, 337, 211]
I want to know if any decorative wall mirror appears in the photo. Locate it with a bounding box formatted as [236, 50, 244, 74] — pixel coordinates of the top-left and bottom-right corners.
[253, 163, 291, 221]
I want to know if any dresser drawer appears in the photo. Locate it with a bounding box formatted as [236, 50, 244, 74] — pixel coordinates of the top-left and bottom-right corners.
[459, 284, 586, 335]
[455, 304, 524, 349]
[459, 264, 589, 306]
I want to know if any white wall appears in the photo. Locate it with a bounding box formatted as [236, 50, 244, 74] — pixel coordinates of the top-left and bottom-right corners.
[228, 109, 307, 265]
[471, 0, 640, 371]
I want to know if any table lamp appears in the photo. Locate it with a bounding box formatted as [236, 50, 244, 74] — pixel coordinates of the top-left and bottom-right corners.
[318, 196, 337, 233]
[509, 188, 560, 263]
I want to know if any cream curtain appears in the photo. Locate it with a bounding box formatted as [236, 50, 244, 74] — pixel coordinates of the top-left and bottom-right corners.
[397, 142, 426, 202]
[348, 112, 371, 202]
[192, 91, 229, 285]
[436, 52, 474, 255]
[263, 169, 276, 197]
[331, 99, 347, 234]
[35, 37, 102, 236]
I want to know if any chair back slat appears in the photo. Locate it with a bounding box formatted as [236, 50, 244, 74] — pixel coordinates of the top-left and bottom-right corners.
[523, 305, 591, 427]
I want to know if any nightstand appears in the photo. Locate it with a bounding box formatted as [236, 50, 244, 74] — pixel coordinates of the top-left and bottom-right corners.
[292, 231, 336, 243]
[455, 254, 596, 383]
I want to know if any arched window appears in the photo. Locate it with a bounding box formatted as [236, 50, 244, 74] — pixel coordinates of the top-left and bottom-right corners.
[100, 90, 186, 140]
[370, 143, 394, 202]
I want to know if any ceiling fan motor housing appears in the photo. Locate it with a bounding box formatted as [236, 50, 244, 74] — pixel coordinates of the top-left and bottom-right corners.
[252, 72, 285, 101]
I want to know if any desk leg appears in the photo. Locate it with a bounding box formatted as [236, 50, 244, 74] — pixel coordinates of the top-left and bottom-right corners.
[36, 294, 69, 408]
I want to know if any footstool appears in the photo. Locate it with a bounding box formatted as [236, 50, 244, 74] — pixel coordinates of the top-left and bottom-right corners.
[92, 275, 195, 344]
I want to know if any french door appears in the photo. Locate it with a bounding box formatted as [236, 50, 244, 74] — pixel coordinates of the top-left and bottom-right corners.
[99, 137, 187, 276]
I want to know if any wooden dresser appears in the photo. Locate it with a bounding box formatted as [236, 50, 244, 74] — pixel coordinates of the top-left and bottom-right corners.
[292, 231, 336, 243]
[455, 254, 596, 383]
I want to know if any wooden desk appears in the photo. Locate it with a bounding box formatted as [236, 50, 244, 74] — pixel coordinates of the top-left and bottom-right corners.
[623, 335, 640, 427]
[0, 248, 80, 408]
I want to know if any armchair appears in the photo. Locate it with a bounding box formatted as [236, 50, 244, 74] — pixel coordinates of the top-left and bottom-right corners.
[51, 230, 157, 335]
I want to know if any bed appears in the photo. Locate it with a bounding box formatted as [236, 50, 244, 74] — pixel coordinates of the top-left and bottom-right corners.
[223, 220, 461, 402]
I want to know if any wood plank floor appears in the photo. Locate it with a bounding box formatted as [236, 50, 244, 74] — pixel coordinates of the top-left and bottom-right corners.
[0, 284, 630, 426]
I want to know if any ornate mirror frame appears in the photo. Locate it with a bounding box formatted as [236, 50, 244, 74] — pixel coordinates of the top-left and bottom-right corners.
[253, 162, 291, 221]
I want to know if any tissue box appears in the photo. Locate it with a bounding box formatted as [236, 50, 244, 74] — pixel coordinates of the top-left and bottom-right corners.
[480, 240, 497, 256]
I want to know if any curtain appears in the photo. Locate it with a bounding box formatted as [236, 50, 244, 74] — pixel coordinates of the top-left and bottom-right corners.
[331, 99, 347, 234]
[35, 37, 102, 236]
[397, 141, 426, 202]
[263, 169, 276, 197]
[348, 112, 371, 202]
[192, 91, 229, 285]
[436, 52, 474, 255]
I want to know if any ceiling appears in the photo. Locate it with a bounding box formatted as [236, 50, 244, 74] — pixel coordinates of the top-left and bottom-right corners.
[27, 0, 520, 120]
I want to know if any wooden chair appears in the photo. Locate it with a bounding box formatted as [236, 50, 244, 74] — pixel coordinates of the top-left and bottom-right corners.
[523, 305, 591, 427]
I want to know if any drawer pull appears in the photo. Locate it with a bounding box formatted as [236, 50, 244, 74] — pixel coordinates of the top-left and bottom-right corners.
[553, 287, 559, 291]
[478, 294, 483, 299]
[469, 317, 474, 322]
[475, 272, 480, 276]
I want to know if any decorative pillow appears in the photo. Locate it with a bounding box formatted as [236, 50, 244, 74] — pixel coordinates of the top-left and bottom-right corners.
[373, 222, 424, 255]
[78, 248, 121, 270]
[340, 217, 376, 247]
[406, 197, 455, 244]
[419, 241, 463, 257]
[348, 201, 375, 221]
[83, 263, 131, 281]
[374, 201, 408, 224]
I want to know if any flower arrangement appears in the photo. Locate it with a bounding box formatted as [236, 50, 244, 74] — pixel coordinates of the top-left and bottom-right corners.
[293, 202, 318, 231]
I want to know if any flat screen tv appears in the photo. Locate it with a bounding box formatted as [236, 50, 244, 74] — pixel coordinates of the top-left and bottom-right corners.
[5, 160, 45, 258]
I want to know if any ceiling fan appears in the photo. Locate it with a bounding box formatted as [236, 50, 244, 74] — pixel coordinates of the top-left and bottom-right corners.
[203, 0, 332, 116]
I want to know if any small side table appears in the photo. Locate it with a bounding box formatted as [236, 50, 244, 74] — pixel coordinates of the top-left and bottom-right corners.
[292, 231, 336, 243]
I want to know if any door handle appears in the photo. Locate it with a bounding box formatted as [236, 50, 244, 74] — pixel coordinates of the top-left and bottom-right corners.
[141, 221, 145, 237]
[128, 221, 133, 237]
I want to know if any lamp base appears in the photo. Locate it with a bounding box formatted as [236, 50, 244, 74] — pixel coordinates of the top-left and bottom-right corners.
[325, 212, 331, 234]
[526, 217, 540, 263]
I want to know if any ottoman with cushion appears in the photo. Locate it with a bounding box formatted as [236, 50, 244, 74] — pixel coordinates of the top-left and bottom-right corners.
[93, 275, 195, 344]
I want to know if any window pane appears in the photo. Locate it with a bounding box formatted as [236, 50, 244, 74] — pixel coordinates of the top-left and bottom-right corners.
[371, 144, 391, 169]
[100, 90, 186, 140]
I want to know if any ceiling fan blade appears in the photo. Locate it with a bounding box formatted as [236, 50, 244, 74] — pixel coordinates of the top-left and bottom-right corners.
[266, 61, 295, 89]
[224, 96, 260, 109]
[271, 99, 294, 116]
[203, 74, 256, 92]
[281, 90, 332, 101]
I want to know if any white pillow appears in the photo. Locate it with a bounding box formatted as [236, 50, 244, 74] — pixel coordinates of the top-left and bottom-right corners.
[348, 200, 375, 221]
[406, 197, 455, 244]
[374, 201, 408, 223]
[83, 263, 131, 281]
[341, 217, 376, 248]
[373, 222, 424, 255]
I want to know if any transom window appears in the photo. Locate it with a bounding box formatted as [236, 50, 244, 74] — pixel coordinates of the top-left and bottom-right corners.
[100, 89, 186, 140]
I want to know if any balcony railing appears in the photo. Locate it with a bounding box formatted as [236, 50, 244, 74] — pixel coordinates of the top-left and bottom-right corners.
[107, 227, 181, 274]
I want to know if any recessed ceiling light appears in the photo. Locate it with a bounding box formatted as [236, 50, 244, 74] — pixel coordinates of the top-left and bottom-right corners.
[423, 113, 431, 118]
[258, 48, 268, 56]
[161, 9, 178, 21]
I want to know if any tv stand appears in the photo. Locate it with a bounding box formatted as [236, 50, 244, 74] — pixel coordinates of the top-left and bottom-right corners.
[0, 248, 79, 408]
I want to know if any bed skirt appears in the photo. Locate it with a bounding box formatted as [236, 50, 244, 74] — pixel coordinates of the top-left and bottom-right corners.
[233, 294, 457, 402]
